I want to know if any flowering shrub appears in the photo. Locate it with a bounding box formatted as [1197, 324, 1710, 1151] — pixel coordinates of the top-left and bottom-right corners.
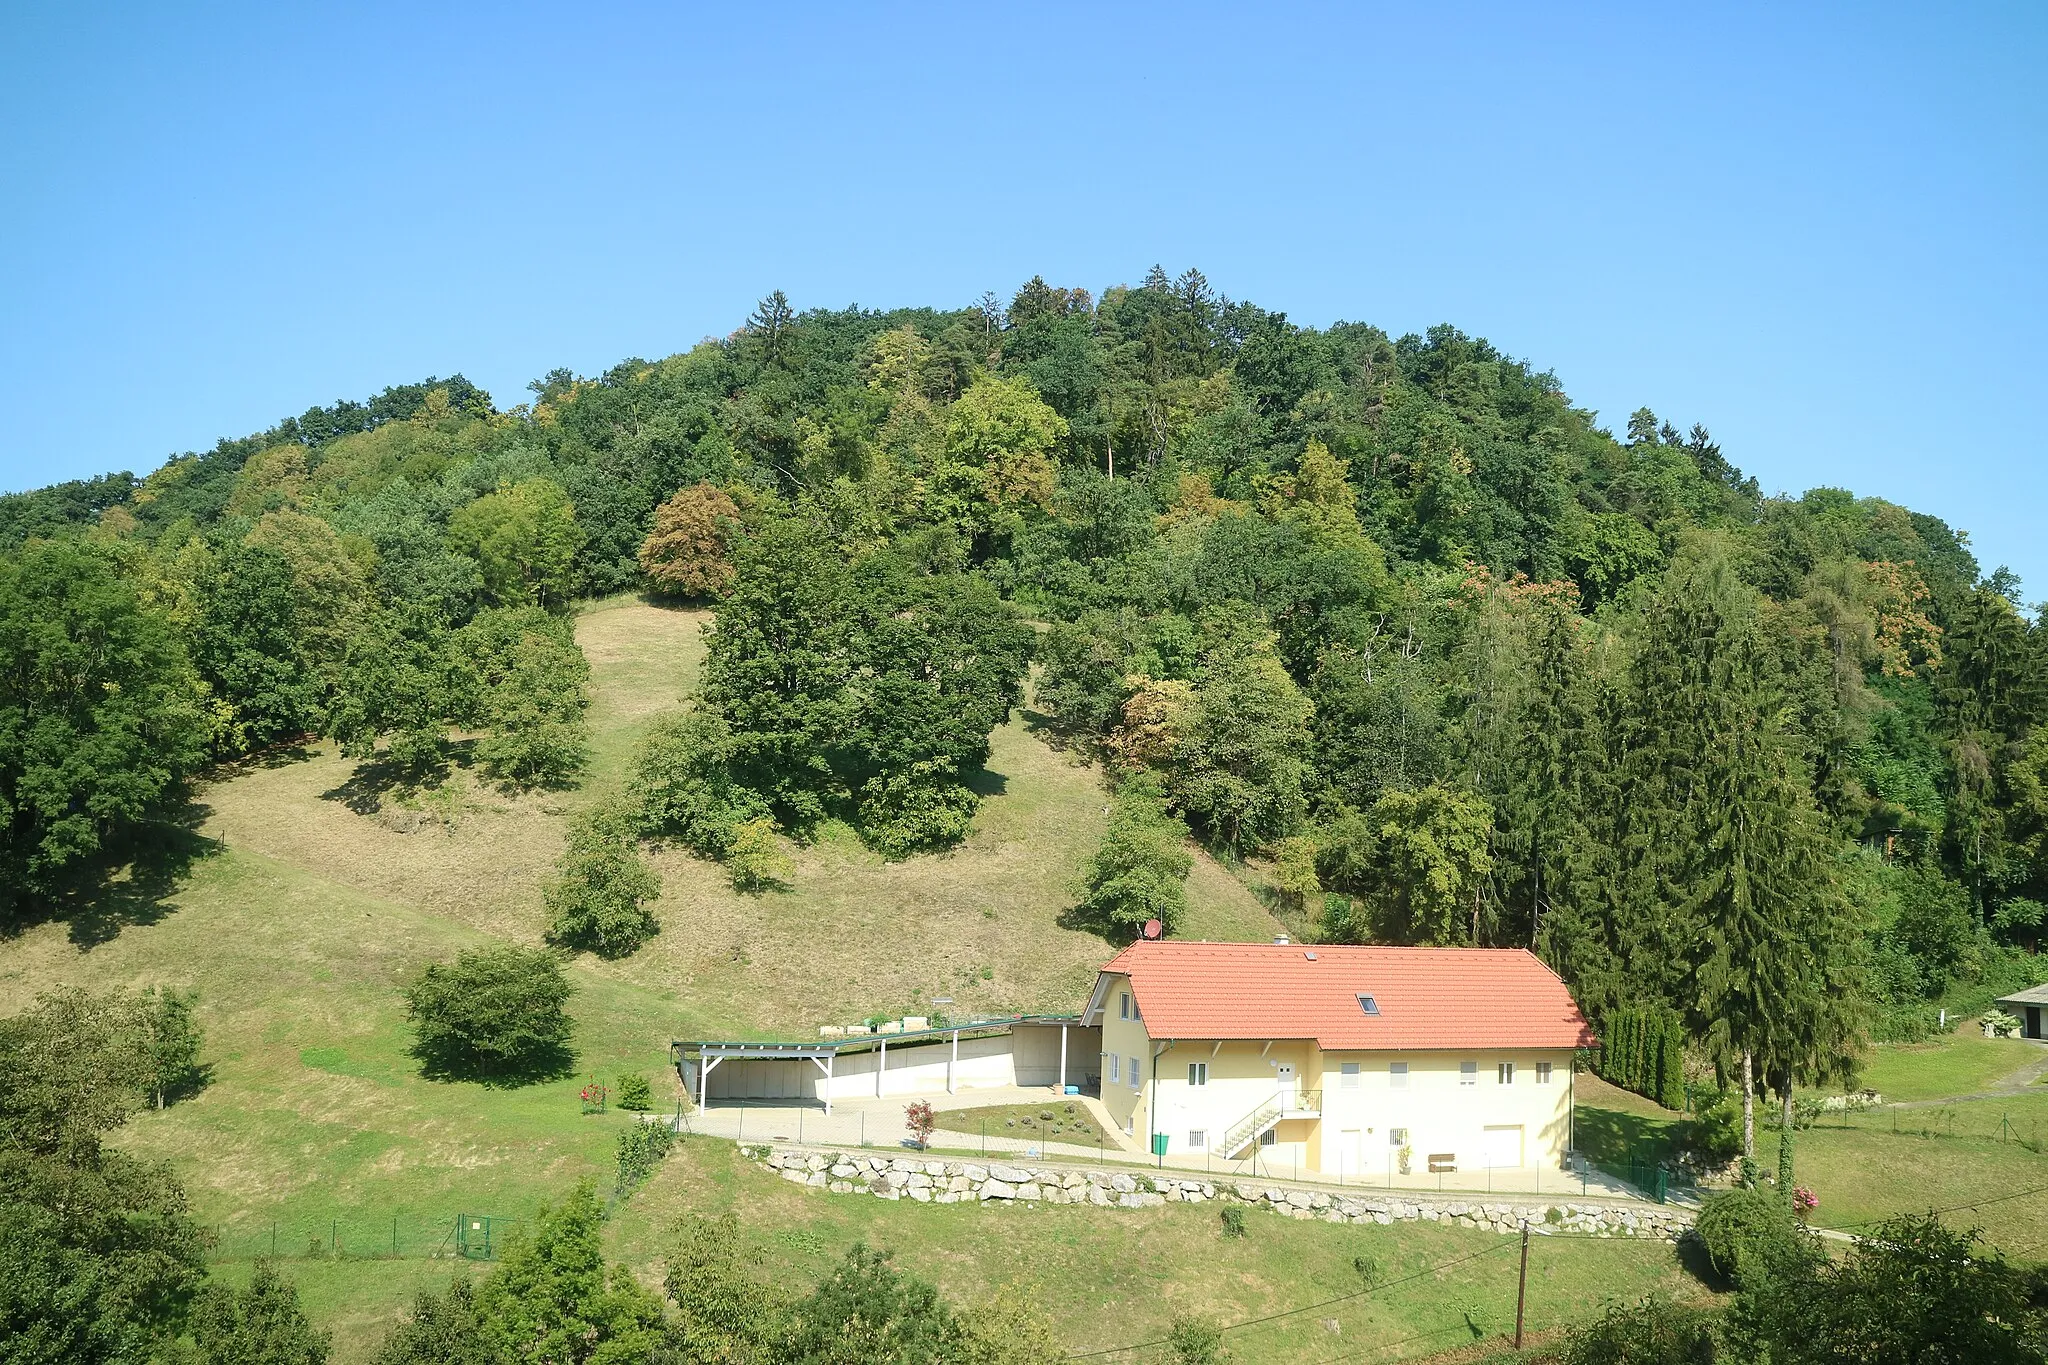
[580, 1082, 608, 1115]
[904, 1100, 936, 1150]
[1792, 1185, 1819, 1219]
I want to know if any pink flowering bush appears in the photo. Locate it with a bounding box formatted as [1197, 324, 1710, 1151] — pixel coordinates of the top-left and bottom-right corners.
[1792, 1185, 1818, 1219]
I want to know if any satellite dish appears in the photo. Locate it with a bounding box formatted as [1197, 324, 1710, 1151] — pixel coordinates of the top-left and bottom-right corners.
[1142, 919, 1163, 940]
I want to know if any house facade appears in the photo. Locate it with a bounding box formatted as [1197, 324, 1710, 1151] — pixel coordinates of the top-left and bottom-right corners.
[1085, 939, 1595, 1175]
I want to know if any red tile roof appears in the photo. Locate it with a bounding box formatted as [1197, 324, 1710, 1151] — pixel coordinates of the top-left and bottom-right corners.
[1097, 941, 1595, 1051]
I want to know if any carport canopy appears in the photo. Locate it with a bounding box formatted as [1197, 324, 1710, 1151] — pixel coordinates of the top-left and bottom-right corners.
[674, 1041, 841, 1113]
[672, 1014, 1085, 1114]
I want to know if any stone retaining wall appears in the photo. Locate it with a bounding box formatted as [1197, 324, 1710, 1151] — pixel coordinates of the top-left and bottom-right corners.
[746, 1145, 1693, 1239]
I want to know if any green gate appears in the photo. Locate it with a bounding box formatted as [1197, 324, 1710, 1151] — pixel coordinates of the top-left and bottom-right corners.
[454, 1214, 514, 1260]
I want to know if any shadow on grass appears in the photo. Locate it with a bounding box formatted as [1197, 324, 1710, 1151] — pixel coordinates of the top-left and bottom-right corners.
[1575, 1101, 1686, 1166]
[2, 805, 224, 949]
[961, 764, 1010, 799]
[409, 1039, 579, 1089]
[319, 740, 477, 815]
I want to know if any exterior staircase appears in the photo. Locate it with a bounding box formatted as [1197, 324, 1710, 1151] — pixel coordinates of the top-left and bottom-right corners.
[1222, 1089, 1322, 1158]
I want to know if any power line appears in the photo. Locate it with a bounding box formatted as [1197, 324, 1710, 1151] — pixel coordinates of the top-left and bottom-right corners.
[1066, 1239, 1518, 1360]
[1815, 1181, 2048, 1233]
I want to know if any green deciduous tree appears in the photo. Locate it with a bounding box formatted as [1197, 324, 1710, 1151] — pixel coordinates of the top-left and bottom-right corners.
[1319, 784, 1495, 946]
[448, 479, 584, 608]
[1078, 777, 1193, 938]
[456, 606, 590, 789]
[372, 1279, 499, 1365]
[189, 1262, 331, 1365]
[403, 945, 575, 1084]
[0, 989, 207, 1364]
[475, 1182, 666, 1365]
[0, 539, 205, 911]
[327, 605, 464, 779]
[543, 805, 661, 958]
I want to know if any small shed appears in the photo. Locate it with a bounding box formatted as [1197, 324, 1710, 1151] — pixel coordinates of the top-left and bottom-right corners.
[1994, 984, 2048, 1040]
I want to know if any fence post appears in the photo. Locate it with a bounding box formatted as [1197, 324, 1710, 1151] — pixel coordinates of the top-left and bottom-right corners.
[331, 1219, 337, 1257]
[392, 1216, 398, 1258]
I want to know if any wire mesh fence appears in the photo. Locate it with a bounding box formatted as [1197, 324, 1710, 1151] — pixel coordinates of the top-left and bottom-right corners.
[203, 1212, 521, 1264]
[1771, 1099, 2047, 1150]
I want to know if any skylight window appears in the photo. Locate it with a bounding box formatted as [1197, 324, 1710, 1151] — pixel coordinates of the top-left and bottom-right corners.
[1357, 994, 1380, 1016]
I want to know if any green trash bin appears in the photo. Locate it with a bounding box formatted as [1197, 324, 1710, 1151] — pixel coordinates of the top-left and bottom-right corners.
[1151, 1132, 1168, 1165]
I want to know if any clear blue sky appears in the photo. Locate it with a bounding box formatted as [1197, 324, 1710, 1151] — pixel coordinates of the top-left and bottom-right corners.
[4, 4, 2042, 598]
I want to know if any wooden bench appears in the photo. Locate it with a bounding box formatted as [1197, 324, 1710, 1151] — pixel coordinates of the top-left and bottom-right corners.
[1427, 1153, 1458, 1174]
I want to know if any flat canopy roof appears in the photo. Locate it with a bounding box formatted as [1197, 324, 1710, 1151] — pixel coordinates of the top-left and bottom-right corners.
[1995, 984, 2048, 1008]
[671, 1014, 1084, 1060]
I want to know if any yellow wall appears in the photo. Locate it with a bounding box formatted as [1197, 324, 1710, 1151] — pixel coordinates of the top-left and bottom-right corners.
[1098, 972, 1574, 1176]
[1316, 1048, 1575, 1176]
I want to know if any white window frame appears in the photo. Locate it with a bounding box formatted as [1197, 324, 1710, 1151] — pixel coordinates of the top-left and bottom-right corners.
[1188, 1129, 1207, 1149]
[1460, 1061, 1478, 1087]
[1119, 993, 1130, 1021]
[1340, 1062, 1361, 1090]
[1390, 1062, 1409, 1089]
[1536, 1061, 1553, 1084]
[1129, 1056, 1141, 1090]
[1109, 1054, 1121, 1085]
[1188, 1062, 1207, 1086]
[1498, 1062, 1515, 1085]
[1259, 1128, 1277, 1147]
[1389, 1126, 1408, 1147]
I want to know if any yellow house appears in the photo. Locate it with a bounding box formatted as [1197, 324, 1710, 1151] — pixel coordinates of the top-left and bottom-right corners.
[1084, 938, 1595, 1176]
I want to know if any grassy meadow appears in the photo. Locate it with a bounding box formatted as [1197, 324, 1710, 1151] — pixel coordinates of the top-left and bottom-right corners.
[3, 594, 2042, 1359]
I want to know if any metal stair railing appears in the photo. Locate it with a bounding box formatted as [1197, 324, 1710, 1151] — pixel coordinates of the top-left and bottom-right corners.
[1221, 1090, 1321, 1157]
[1222, 1094, 1284, 1158]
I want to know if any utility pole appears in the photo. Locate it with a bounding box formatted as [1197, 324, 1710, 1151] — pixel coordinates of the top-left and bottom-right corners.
[1514, 1222, 1530, 1350]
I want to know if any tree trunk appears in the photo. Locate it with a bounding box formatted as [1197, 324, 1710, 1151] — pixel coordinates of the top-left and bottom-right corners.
[1778, 1087, 1795, 1194]
[1740, 1051, 1755, 1159]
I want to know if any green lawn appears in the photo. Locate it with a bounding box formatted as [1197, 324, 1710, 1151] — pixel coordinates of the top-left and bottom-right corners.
[0, 597, 1312, 1360]
[1789, 1088, 2048, 1255]
[1851, 1027, 2042, 1102]
[930, 1100, 1105, 1143]
[602, 1139, 1708, 1365]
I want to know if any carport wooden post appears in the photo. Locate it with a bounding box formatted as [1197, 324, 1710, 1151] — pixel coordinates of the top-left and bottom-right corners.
[948, 1030, 958, 1094]
[825, 1051, 834, 1114]
[1059, 1024, 1068, 1092]
[877, 1037, 886, 1098]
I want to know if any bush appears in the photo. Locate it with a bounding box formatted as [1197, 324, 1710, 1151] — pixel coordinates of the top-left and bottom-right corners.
[856, 760, 980, 858]
[904, 1100, 936, 1150]
[627, 709, 769, 856]
[1560, 1295, 1719, 1365]
[616, 1071, 652, 1111]
[725, 817, 792, 892]
[543, 806, 661, 958]
[403, 945, 575, 1084]
[1683, 1092, 1743, 1166]
[614, 1120, 676, 1199]
[1218, 1205, 1246, 1239]
[1694, 1187, 1806, 1287]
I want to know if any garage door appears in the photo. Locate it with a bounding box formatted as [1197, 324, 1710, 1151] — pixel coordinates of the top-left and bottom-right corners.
[1481, 1124, 1524, 1168]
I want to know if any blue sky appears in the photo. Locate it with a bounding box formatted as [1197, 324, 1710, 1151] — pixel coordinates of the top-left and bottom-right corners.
[3, 3, 2043, 597]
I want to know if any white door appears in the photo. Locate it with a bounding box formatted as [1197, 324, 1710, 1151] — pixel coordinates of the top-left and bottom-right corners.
[1482, 1124, 1524, 1168]
[1338, 1129, 1362, 1176]
[1276, 1063, 1297, 1106]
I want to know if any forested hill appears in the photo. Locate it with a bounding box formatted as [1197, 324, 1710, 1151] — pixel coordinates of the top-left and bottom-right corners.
[3, 268, 2043, 1067]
